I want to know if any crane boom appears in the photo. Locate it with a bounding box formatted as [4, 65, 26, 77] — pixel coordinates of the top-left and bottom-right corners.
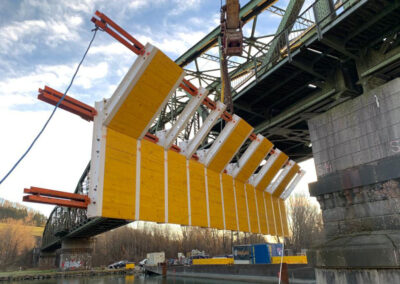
[220, 0, 243, 113]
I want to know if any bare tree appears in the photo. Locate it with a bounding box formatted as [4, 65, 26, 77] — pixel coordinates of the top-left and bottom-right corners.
[0, 220, 35, 268]
[286, 194, 323, 253]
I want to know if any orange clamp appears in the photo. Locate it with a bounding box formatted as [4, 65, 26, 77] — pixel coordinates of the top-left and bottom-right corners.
[38, 86, 97, 121]
[91, 11, 145, 56]
[23, 187, 90, 209]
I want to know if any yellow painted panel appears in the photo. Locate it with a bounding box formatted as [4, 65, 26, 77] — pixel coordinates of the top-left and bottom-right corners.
[140, 140, 164, 223]
[236, 138, 273, 182]
[221, 174, 237, 231]
[208, 119, 253, 173]
[256, 189, 268, 235]
[245, 184, 259, 234]
[279, 198, 290, 237]
[192, 258, 234, 265]
[271, 256, 307, 264]
[168, 150, 188, 225]
[256, 152, 288, 191]
[102, 128, 136, 220]
[272, 196, 283, 237]
[264, 192, 276, 235]
[235, 180, 249, 232]
[125, 263, 135, 269]
[273, 164, 300, 197]
[189, 159, 208, 227]
[108, 50, 183, 139]
[207, 169, 224, 229]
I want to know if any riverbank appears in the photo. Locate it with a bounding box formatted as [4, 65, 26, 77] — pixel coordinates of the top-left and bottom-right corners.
[0, 268, 137, 282]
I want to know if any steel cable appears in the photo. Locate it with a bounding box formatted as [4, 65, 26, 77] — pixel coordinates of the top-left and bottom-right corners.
[0, 28, 99, 185]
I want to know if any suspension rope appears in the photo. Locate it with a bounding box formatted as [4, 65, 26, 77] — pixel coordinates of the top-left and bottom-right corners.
[278, 239, 285, 284]
[278, 204, 285, 284]
[0, 28, 99, 185]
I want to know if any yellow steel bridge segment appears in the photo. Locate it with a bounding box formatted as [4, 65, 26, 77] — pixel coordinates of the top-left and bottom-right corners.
[87, 41, 305, 237]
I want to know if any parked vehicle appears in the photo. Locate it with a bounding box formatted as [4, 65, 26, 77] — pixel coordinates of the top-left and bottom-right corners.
[138, 259, 148, 267]
[108, 260, 128, 269]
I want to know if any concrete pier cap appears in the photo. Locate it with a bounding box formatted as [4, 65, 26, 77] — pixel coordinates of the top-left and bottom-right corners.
[307, 78, 400, 283]
[59, 238, 93, 271]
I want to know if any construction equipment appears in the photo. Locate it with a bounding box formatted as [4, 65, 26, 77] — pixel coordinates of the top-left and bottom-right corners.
[220, 0, 243, 113]
[220, 0, 243, 56]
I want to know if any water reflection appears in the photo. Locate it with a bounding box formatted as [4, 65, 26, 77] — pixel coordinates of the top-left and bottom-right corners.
[10, 274, 251, 284]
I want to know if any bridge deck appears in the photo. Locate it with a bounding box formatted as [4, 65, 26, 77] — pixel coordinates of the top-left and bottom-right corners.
[233, 0, 400, 161]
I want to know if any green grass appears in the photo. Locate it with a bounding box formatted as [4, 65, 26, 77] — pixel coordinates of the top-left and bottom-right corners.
[0, 267, 111, 277]
[0, 269, 57, 277]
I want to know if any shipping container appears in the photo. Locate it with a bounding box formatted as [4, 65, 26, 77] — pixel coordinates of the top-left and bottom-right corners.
[252, 244, 271, 264]
[146, 252, 165, 266]
[269, 243, 284, 257]
[193, 258, 234, 265]
[271, 255, 307, 264]
[233, 243, 282, 264]
[233, 245, 252, 264]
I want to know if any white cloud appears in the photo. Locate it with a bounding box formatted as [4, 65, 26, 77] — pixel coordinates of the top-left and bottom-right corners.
[128, 0, 149, 10]
[135, 29, 207, 57]
[0, 20, 46, 55]
[0, 15, 83, 55]
[74, 62, 109, 89]
[63, 0, 96, 14]
[89, 42, 134, 57]
[0, 61, 109, 109]
[169, 0, 200, 16]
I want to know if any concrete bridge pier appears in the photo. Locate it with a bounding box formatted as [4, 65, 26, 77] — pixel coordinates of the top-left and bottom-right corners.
[307, 78, 400, 283]
[59, 238, 93, 271]
[39, 251, 58, 268]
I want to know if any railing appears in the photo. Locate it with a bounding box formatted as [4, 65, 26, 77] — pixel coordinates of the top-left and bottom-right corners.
[41, 162, 91, 250]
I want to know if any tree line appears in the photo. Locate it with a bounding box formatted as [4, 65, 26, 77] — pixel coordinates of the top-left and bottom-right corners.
[0, 199, 47, 227]
[92, 194, 324, 266]
[0, 194, 323, 269]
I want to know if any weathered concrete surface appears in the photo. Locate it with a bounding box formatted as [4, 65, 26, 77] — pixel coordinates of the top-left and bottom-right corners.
[308, 231, 400, 268]
[59, 238, 92, 271]
[312, 176, 400, 238]
[315, 268, 400, 284]
[309, 78, 400, 177]
[38, 251, 57, 268]
[308, 78, 400, 283]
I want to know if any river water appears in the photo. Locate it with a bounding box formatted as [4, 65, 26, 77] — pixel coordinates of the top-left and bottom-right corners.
[9, 275, 251, 284]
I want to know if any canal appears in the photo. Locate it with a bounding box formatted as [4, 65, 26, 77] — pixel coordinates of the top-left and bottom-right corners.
[9, 275, 252, 284]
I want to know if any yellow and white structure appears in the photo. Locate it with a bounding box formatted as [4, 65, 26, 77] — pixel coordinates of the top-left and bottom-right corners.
[87, 42, 305, 237]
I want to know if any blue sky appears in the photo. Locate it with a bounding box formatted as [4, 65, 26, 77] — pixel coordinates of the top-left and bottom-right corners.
[0, 0, 316, 215]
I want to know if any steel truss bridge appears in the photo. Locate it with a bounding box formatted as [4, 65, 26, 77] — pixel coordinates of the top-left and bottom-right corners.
[41, 0, 400, 252]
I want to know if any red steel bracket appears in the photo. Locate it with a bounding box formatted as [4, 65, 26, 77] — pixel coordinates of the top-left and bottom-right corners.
[91, 11, 145, 56]
[38, 86, 97, 121]
[249, 133, 258, 141]
[143, 132, 159, 143]
[180, 79, 198, 96]
[23, 187, 90, 209]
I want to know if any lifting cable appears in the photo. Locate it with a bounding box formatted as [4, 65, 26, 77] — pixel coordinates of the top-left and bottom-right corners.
[278, 207, 285, 284]
[0, 28, 99, 186]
